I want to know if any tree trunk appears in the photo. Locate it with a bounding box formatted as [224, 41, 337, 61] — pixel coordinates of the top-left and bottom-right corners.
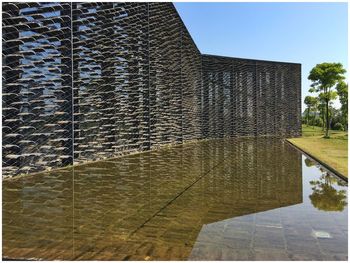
[325, 99, 329, 137]
[322, 106, 325, 131]
[345, 114, 348, 131]
[307, 108, 310, 126]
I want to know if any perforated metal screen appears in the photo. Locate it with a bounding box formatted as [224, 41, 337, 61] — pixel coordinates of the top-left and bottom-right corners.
[201, 55, 301, 138]
[3, 2, 73, 176]
[2, 2, 301, 177]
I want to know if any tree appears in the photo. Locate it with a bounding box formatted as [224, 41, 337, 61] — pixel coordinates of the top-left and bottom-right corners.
[336, 81, 348, 129]
[317, 97, 326, 130]
[315, 93, 337, 129]
[308, 63, 346, 138]
[311, 96, 319, 126]
[304, 96, 318, 126]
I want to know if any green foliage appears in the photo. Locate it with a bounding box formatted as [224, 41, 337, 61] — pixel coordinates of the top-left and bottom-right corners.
[302, 115, 307, 125]
[314, 117, 323, 127]
[336, 81, 348, 127]
[304, 96, 318, 126]
[309, 173, 347, 211]
[319, 90, 337, 102]
[308, 63, 346, 90]
[301, 124, 347, 137]
[336, 81, 348, 111]
[304, 96, 317, 107]
[304, 158, 316, 167]
[333, 122, 344, 131]
[308, 62, 346, 137]
[328, 106, 343, 129]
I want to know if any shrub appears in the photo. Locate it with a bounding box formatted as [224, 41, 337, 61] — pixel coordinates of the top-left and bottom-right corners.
[313, 117, 323, 127]
[333, 122, 344, 131]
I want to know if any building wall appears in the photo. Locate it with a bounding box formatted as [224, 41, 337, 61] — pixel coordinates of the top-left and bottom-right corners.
[202, 55, 302, 138]
[3, 3, 73, 176]
[2, 2, 301, 177]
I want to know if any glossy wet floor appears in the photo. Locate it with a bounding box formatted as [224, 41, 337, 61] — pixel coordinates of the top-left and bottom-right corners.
[2, 138, 348, 260]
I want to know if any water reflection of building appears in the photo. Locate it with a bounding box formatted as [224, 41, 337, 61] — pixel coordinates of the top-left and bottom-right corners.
[197, 138, 303, 224]
[3, 138, 302, 260]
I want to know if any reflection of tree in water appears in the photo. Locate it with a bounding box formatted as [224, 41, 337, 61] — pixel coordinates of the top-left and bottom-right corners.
[336, 178, 347, 187]
[309, 172, 347, 211]
[304, 158, 316, 167]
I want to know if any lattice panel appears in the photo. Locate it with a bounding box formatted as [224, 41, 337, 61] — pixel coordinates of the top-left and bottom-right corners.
[180, 26, 202, 141]
[2, 2, 73, 177]
[201, 55, 301, 138]
[149, 3, 183, 147]
[72, 2, 150, 163]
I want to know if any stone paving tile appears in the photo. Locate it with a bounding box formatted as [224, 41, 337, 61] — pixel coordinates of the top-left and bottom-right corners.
[253, 247, 290, 261]
[286, 239, 322, 255]
[188, 242, 224, 260]
[221, 248, 255, 261]
[287, 251, 325, 261]
[222, 236, 253, 250]
[331, 253, 348, 261]
[318, 238, 348, 254]
[253, 229, 286, 249]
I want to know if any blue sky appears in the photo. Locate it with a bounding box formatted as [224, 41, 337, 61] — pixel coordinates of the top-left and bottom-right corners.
[174, 2, 348, 111]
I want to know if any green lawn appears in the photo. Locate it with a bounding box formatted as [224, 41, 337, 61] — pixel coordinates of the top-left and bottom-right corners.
[288, 125, 348, 178]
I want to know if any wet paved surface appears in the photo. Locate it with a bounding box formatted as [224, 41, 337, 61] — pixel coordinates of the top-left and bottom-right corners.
[2, 138, 348, 260]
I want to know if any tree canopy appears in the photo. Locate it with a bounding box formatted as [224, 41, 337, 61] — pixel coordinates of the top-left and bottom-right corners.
[304, 96, 318, 107]
[308, 63, 346, 91]
[308, 63, 346, 137]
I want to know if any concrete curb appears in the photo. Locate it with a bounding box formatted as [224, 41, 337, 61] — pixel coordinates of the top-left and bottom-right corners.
[285, 139, 348, 182]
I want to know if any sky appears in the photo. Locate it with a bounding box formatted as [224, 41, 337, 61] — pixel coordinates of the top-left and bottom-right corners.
[174, 2, 348, 111]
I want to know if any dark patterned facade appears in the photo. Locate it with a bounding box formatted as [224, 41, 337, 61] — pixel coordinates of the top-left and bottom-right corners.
[202, 55, 301, 138]
[2, 2, 301, 177]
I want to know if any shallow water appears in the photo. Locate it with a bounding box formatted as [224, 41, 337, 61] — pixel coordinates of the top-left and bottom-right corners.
[2, 138, 348, 260]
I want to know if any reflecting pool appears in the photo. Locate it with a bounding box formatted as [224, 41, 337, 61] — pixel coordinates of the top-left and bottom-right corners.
[2, 138, 348, 260]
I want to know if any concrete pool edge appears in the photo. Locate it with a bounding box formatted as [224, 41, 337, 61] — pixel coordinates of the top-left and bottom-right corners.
[286, 139, 348, 182]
